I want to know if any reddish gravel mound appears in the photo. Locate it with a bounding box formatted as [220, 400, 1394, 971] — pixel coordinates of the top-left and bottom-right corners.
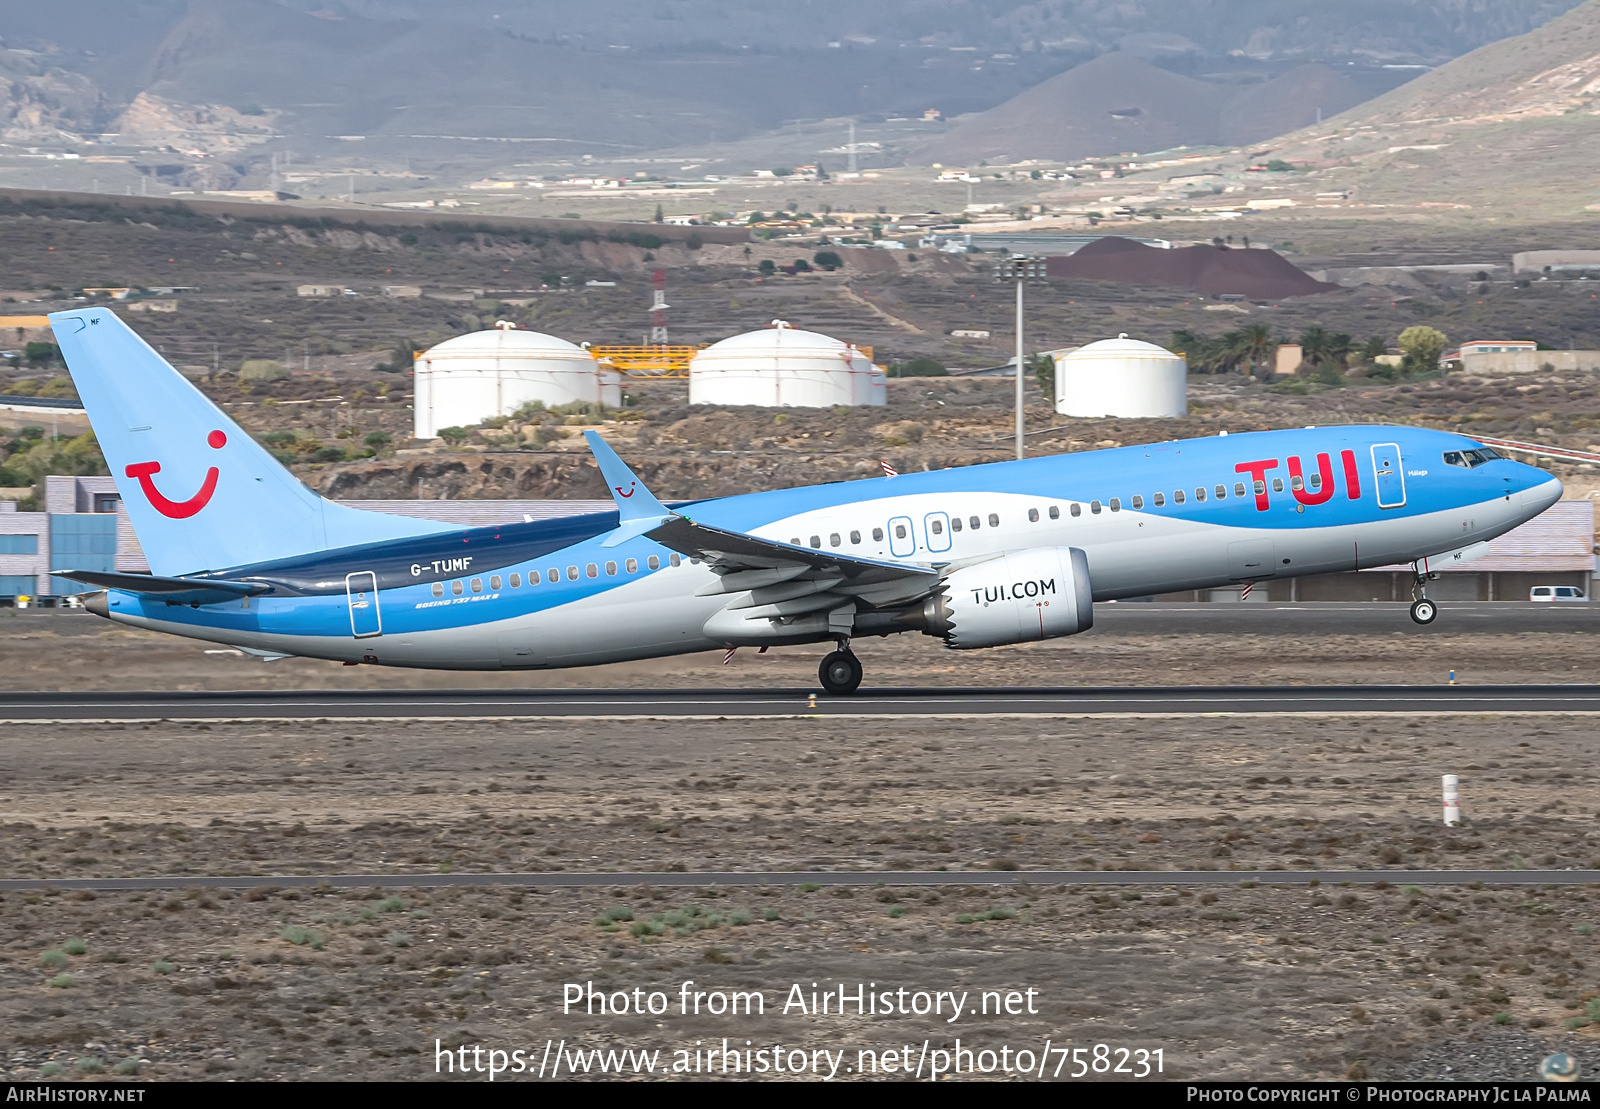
[1045, 236, 1340, 299]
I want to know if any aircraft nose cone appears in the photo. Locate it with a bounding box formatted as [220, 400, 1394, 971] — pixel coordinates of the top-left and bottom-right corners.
[1520, 475, 1563, 515]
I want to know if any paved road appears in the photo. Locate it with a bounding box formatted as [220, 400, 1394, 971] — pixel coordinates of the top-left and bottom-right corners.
[1091, 600, 1600, 636]
[0, 870, 1593, 891]
[5, 685, 1600, 720]
[9, 601, 1599, 639]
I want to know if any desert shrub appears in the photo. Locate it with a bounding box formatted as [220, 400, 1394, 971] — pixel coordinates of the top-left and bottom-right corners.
[239, 359, 287, 383]
[40, 949, 67, 969]
[62, 939, 86, 955]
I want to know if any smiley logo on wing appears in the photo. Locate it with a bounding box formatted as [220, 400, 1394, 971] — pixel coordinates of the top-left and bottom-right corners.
[125, 430, 227, 519]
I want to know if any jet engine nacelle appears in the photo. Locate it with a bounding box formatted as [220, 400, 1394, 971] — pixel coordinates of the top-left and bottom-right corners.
[921, 547, 1093, 649]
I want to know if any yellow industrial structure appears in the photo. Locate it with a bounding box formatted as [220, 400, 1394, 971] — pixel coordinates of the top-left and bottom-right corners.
[587, 345, 705, 378]
[586, 343, 878, 379]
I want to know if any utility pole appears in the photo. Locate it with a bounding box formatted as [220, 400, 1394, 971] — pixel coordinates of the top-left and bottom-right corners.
[994, 254, 1046, 461]
[848, 121, 858, 174]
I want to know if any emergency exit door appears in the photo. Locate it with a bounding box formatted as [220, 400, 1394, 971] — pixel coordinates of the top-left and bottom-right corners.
[1370, 443, 1406, 509]
[346, 571, 383, 638]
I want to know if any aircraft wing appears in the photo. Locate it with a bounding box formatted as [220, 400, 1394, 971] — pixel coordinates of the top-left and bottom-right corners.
[648, 515, 933, 583]
[585, 432, 939, 639]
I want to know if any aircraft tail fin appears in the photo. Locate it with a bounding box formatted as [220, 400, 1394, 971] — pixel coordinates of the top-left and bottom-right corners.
[51, 308, 455, 575]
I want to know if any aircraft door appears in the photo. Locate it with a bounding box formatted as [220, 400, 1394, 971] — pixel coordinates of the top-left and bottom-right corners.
[1371, 443, 1406, 509]
[346, 571, 382, 638]
[924, 511, 952, 553]
[888, 515, 916, 557]
[1227, 538, 1277, 580]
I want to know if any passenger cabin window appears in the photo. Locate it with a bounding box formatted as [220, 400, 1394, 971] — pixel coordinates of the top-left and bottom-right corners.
[1070, 503, 1081, 517]
[850, 530, 861, 544]
[648, 555, 660, 570]
[988, 513, 999, 527]
[547, 569, 559, 583]
[625, 559, 637, 573]
[872, 527, 884, 542]
[669, 554, 681, 567]
[1174, 489, 1185, 504]
[432, 582, 444, 597]
[951, 517, 962, 532]
[1234, 482, 1247, 498]
[567, 566, 579, 580]
[471, 578, 483, 592]
[1153, 492, 1165, 507]
[511, 573, 522, 588]
[1272, 478, 1284, 492]
[930, 520, 943, 535]
[451, 580, 464, 595]
[790, 537, 800, 546]
[1109, 498, 1121, 512]
[1290, 475, 1304, 491]
[895, 523, 907, 539]
[810, 535, 822, 548]
[490, 575, 502, 591]
[1214, 485, 1226, 499]
[1027, 508, 1039, 522]
[970, 516, 981, 530]
[605, 561, 617, 576]
[1090, 500, 1102, 514]
[1195, 488, 1206, 502]
[1131, 495, 1144, 510]
[1253, 481, 1265, 495]
[830, 533, 841, 547]
[1309, 473, 1322, 490]
[1049, 505, 1060, 520]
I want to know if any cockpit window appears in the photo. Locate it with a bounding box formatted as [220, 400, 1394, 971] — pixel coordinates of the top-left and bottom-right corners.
[1444, 448, 1500, 469]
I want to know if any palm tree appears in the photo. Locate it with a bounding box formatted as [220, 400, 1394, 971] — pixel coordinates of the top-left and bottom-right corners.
[1242, 323, 1273, 378]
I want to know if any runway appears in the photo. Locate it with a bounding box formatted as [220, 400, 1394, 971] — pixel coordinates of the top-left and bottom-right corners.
[5, 684, 1600, 720]
[0, 869, 1594, 891]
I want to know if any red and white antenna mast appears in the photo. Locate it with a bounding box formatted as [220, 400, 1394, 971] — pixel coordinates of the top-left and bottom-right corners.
[649, 269, 668, 345]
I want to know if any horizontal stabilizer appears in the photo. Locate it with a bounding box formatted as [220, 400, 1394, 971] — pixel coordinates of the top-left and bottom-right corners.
[56, 569, 268, 606]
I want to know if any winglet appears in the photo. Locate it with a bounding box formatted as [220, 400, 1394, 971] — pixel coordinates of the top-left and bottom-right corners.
[584, 431, 674, 546]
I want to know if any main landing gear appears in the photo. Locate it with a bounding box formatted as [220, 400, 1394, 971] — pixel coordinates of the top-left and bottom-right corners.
[818, 641, 863, 695]
[1410, 566, 1440, 625]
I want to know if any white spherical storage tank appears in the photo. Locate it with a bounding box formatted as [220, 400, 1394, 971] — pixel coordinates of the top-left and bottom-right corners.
[1054, 334, 1186, 418]
[413, 321, 622, 439]
[689, 320, 886, 408]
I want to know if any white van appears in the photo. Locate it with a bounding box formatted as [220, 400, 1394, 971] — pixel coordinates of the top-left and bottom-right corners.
[1529, 585, 1588, 602]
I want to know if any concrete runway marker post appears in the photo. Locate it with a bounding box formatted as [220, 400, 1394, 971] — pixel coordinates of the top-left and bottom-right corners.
[1443, 773, 1462, 825]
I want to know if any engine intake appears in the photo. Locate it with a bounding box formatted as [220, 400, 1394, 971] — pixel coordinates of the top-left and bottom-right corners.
[920, 547, 1093, 649]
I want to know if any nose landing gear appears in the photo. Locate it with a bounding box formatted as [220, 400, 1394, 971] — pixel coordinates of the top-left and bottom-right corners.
[818, 639, 863, 695]
[1410, 565, 1440, 625]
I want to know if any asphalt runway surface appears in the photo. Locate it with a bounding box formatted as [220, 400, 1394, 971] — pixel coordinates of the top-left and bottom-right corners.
[0, 869, 1595, 892]
[14, 599, 1600, 637]
[5, 684, 1600, 719]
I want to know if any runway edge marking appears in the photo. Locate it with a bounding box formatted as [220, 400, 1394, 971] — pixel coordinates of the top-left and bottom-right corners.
[6, 710, 1600, 725]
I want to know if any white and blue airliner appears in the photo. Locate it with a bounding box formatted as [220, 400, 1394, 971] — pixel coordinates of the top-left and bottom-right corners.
[50, 309, 1562, 693]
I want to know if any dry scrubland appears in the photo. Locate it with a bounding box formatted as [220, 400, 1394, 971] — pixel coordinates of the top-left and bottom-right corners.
[0, 621, 1597, 1080]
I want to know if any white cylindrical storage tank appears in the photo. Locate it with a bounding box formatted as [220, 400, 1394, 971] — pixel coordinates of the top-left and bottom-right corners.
[1054, 334, 1186, 418]
[689, 320, 887, 407]
[413, 321, 611, 439]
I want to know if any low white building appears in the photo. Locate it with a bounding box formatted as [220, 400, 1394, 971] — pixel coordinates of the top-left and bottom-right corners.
[1053, 334, 1187, 419]
[689, 321, 886, 408]
[413, 322, 621, 439]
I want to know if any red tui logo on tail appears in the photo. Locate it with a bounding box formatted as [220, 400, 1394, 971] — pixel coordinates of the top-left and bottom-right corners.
[125, 430, 226, 519]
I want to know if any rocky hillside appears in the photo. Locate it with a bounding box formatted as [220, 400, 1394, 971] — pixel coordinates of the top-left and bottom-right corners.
[1259, 0, 1600, 213]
